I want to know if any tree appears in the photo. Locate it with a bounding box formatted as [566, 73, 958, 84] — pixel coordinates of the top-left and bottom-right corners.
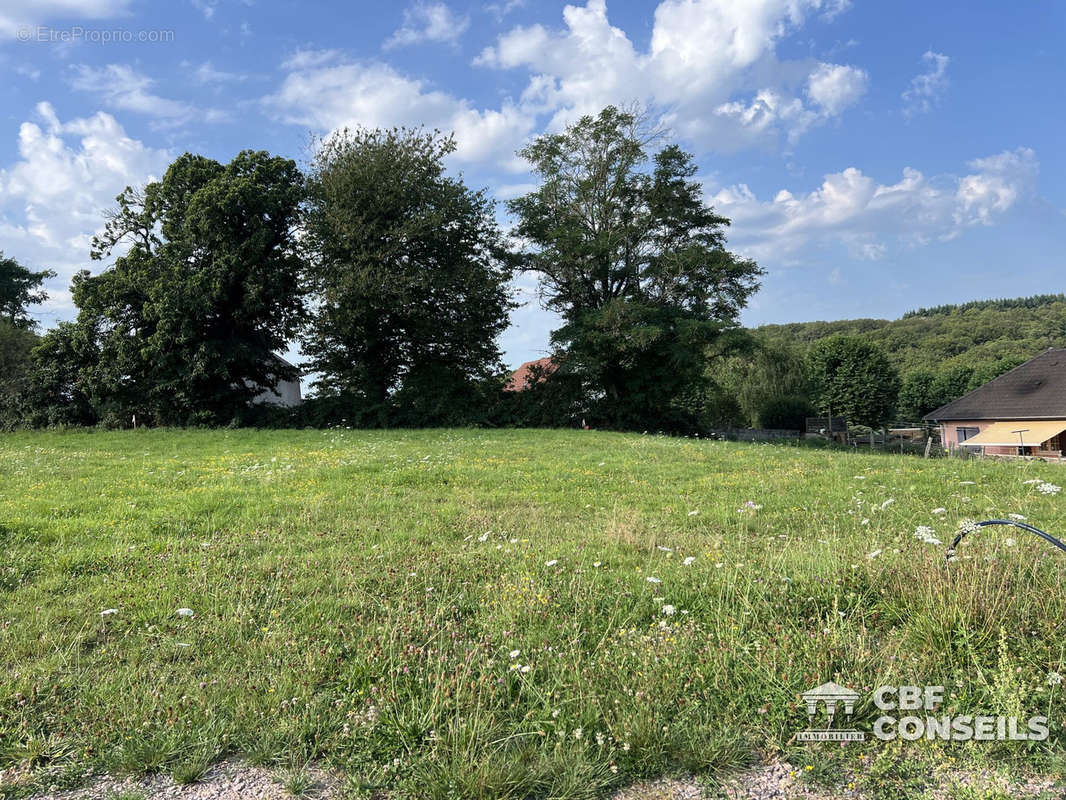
[509, 106, 763, 431]
[74, 150, 305, 425]
[896, 369, 939, 420]
[301, 127, 514, 422]
[715, 334, 811, 427]
[0, 320, 38, 428]
[23, 322, 98, 427]
[0, 252, 55, 329]
[808, 335, 900, 428]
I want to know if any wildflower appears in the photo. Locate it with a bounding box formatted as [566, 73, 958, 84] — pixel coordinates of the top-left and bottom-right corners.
[573, 728, 583, 740]
[683, 556, 695, 566]
[687, 510, 699, 516]
[880, 498, 895, 510]
[509, 649, 520, 659]
[646, 576, 661, 584]
[1004, 538, 1016, 547]
[100, 608, 118, 616]
[931, 507, 947, 515]
[861, 518, 870, 526]
[478, 532, 490, 542]
[176, 608, 195, 617]
[1048, 671, 1063, 687]
[657, 545, 673, 552]
[913, 526, 941, 546]
[545, 559, 558, 567]
[867, 549, 882, 559]
[1023, 479, 1042, 485]
[1009, 513, 1027, 520]
[1038, 482, 1061, 495]
[596, 732, 606, 746]
[520, 664, 531, 674]
[593, 561, 602, 568]
[552, 709, 560, 718]
[662, 604, 676, 615]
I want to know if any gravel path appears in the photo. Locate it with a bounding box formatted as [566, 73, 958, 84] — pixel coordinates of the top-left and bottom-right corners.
[25, 759, 342, 800]
[11, 758, 1062, 800]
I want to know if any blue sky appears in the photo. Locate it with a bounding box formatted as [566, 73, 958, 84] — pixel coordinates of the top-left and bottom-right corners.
[1, 0, 1063, 370]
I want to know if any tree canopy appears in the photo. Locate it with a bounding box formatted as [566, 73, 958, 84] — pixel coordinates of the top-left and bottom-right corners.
[807, 335, 900, 428]
[509, 106, 763, 430]
[70, 150, 306, 426]
[301, 127, 514, 424]
[0, 252, 54, 329]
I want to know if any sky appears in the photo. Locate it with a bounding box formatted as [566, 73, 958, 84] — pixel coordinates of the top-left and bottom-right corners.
[0, 0, 1063, 371]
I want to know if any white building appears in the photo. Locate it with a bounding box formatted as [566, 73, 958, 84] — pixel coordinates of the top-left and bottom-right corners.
[249, 355, 303, 408]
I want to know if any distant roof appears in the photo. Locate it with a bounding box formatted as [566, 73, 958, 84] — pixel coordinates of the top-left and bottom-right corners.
[926, 349, 1066, 421]
[504, 357, 557, 392]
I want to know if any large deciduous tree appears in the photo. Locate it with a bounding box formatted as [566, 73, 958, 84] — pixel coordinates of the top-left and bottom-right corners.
[74, 150, 305, 425]
[0, 252, 54, 329]
[508, 106, 763, 431]
[808, 334, 900, 428]
[301, 127, 514, 423]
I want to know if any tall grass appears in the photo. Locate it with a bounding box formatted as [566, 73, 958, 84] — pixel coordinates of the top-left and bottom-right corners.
[1, 429, 1064, 797]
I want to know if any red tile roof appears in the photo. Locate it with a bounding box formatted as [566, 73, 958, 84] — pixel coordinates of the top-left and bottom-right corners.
[505, 357, 558, 392]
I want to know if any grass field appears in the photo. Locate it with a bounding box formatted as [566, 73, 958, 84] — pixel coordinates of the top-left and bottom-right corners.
[2, 429, 1066, 798]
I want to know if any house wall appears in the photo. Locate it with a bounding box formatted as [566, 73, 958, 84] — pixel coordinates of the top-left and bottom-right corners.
[941, 420, 1062, 457]
[250, 377, 302, 407]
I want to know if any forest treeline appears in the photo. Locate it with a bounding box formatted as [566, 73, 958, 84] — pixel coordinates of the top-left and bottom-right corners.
[1, 105, 1060, 434]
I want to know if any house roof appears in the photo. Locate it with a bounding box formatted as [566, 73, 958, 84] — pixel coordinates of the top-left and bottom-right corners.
[925, 348, 1066, 421]
[504, 357, 557, 392]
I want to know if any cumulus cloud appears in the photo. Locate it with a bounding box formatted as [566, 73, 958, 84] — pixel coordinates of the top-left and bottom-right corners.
[68, 64, 227, 126]
[263, 55, 535, 168]
[709, 148, 1038, 263]
[475, 0, 868, 149]
[0, 0, 130, 36]
[902, 50, 949, 117]
[385, 2, 469, 49]
[0, 102, 171, 321]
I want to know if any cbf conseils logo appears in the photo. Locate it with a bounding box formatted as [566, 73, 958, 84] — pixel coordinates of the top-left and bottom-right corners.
[796, 682, 865, 742]
[794, 683, 1050, 743]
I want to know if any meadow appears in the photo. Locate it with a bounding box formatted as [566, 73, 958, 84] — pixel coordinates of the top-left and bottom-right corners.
[2, 428, 1066, 799]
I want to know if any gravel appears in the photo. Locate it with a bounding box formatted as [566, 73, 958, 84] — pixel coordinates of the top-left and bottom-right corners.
[26, 759, 342, 800]
[11, 758, 1062, 799]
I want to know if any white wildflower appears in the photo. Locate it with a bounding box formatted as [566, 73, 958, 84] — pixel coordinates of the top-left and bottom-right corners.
[662, 604, 676, 615]
[880, 498, 895, 510]
[1038, 482, 1061, 495]
[646, 577, 661, 584]
[509, 650, 520, 659]
[683, 556, 695, 566]
[592, 561, 602, 568]
[1048, 671, 1063, 687]
[545, 559, 558, 567]
[861, 518, 870, 526]
[1009, 513, 1027, 520]
[931, 507, 947, 515]
[100, 608, 118, 616]
[176, 608, 195, 617]
[867, 549, 882, 560]
[520, 664, 531, 674]
[657, 545, 673, 553]
[687, 510, 699, 516]
[1004, 538, 1016, 547]
[573, 728, 583, 740]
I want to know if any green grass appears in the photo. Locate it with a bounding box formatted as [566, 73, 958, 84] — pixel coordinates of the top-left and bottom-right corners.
[2, 428, 1066, 798]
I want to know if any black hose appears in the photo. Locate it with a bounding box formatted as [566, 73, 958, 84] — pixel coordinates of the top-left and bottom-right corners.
[947, 519, 1066, 563]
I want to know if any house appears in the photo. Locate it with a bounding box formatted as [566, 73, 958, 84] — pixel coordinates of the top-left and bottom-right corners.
[504, 357, 558, 392]
[925, 348, 1066, 457]
[249, 354, 303, 407]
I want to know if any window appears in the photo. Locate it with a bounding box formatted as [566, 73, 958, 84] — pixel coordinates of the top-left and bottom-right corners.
[957, 426, 979, 443]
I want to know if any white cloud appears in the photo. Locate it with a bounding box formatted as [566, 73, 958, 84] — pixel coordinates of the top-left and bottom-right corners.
[475, 0, 868, 150]
[709, 148, 1038, 263]
[190, 61, 247, 84]
[806, 62, 868, 116]
[264, 56, 535, 168]
[69, 63, 227, 125]
[0, 0, 130, 36]
[902, 50, 949, 117]
[0, 103, 171, 321]
[385, 2, 470, 49]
